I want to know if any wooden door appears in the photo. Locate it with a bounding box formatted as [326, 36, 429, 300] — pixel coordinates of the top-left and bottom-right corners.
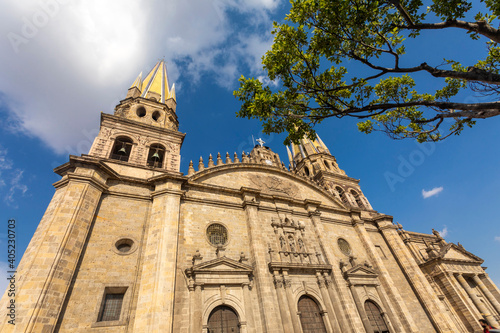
[207, 306, 240, 333]
[298, 296, 327, 333]
[364, 301, 389, 333]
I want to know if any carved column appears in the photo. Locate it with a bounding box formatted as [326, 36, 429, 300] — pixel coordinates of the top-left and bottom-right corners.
[351, 212, 413, 333]
[243, 283, 256, 333]
[317, 272, 342, 332]
[272, 271, 294, 332]
[376, 216, 458, 332]
[456, 274, 499, 327]
[305, 200, 360, 333]
[436, 272, 478, 332]
[241, 187, 283, 333]
[473, 275, 500, 315]
[282, 270, 302, 333]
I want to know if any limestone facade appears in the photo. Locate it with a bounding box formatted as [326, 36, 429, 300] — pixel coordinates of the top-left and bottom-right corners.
[1, 61, 499, 333]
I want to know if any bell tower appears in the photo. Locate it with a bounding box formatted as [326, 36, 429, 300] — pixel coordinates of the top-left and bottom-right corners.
[88, 60, 184, 172]
[286, 133, 373, 210]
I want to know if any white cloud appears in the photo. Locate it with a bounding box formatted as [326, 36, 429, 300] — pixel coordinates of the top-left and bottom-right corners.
[437, 226, 448, 238]
[5, 170, 28, 208]
[0, 145, 27, 206]
[422, 186, 443, 199]
[495, 236, 500, 242]
[0, 146, 13, 187]
[0, 0, 278, 154]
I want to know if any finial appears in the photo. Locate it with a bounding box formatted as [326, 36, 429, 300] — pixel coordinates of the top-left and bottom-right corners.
[256, 138, 265, 147]
[188, 160, 195, 175]
[208, 154, 215, 167]
[242, 152, 249, 163]
[216, 152, 223, 165]
[198, 156, 205, 171]
[225, 152, 232, 164]
[233, 152, 240, 163]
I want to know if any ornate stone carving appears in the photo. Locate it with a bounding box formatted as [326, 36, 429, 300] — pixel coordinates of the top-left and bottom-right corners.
[250, 175, 300, 198]
[274, 276, 283, 288]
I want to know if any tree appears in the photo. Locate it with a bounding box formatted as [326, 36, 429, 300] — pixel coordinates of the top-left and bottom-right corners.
[234, 0, 500, 143]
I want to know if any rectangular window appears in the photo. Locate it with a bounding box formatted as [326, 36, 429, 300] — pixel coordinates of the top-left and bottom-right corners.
[375, 245, 387, 259]
[99, 293, 124, 322]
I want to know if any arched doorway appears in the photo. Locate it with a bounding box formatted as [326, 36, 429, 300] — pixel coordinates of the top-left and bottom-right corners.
[207, 305, 240, 333]
[364, 300, 389, 333]
[298, 296, 327, 333]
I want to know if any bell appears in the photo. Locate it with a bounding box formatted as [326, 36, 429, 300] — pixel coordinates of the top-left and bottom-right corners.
[118, 146, 127, 155]
[151, 151, 160, 160]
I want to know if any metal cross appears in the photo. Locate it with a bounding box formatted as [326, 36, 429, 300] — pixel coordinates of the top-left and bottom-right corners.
[256, 138, 265, 147]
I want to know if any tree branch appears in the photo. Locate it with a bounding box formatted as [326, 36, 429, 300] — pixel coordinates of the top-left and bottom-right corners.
[400, 20, 500, 43]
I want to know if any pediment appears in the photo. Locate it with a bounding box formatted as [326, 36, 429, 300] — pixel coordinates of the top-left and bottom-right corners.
[190, 257, 253, 274]
[441, 244, 483, 263]
[344, 265, 378, 278]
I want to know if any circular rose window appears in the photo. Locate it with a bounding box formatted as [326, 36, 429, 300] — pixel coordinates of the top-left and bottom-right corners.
[206, 223, 228, 246]
[337, 238, 352, 256]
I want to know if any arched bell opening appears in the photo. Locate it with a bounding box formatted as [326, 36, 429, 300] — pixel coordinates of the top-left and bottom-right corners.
[335, 186, 349, 206]
[364, 300, 390, 333]
[298, 295, 327, 333]
[207, 305, 240, 333]
[351, 190, 365, 209]
[110, 136, 133, 162]
[147, 144, 165, 168]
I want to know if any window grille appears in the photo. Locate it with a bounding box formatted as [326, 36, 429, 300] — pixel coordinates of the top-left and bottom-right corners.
[99, 293, 124, 322]
[207, 224, 228, 246]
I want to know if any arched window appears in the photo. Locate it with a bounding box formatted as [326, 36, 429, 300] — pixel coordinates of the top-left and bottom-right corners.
[298, 296, 327, 333]
[323, 160, 330, 170]
[207, 305, 240, 333]
[364, 301, 389, 333]
[351, 190, 365, 209]
[147, 144, 165, 168]
[110, 137, 133, 162]
[335, 186, 349, 205]
[304, 166, 310, 176]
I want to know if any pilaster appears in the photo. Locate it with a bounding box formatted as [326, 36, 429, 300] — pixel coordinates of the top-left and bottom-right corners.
[133, 179, 183, 332]
[351, 212, 414, 332]
[376, 216, 459, 333]
[304, 200, 362, 333]
[317, 272, 342, 332]
[241, 187, 283, 333]
[0, 165, 107, 332]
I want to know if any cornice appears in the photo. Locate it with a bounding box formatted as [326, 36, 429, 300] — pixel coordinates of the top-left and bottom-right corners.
[101, 112, 185, 142]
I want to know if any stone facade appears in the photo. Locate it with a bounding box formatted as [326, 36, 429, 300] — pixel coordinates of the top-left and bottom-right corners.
[1, 61, 499, 333]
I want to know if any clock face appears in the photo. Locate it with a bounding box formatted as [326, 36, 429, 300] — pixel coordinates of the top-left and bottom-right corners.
[265, 159, 273, 165]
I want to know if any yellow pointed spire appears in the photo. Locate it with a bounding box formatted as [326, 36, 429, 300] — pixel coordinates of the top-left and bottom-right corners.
[140, 60, 176, 103]
[130, 72, 143, 90]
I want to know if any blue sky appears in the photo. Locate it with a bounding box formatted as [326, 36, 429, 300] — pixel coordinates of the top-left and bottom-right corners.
[0, 0, 499, 296]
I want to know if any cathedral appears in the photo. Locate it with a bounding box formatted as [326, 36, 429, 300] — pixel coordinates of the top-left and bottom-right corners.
[2, 61, 500, 333]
